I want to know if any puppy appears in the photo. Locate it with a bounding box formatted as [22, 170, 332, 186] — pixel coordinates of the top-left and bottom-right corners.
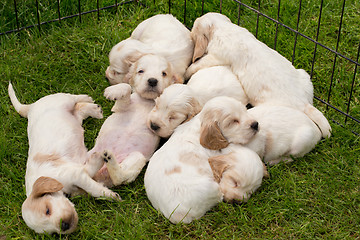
[122, 54, 183, 100]
[106, 14, 194, 85]
[91, 83, 160, 187]
[144, 100, 265, 224]
[208, 152, 268, 203]
[8, 83, 120, 234]
[199, 96, 323, 165]
[147, 66, 249, 137]
[186, 12, 331, 138]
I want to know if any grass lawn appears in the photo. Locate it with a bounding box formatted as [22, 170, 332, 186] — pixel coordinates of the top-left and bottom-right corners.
[0, 0, 359, 239]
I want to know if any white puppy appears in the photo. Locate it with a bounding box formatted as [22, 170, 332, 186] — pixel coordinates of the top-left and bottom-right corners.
[106, 14, 194, 85]
[147, 66, 249, 137]
[8, 83, 120, 234]
[122, 54, 183, 100]
[91, 83, 160, 187]
[144, 99, 265, 224]
[199, 96, 323, 165]
[186, 12, 331, 138]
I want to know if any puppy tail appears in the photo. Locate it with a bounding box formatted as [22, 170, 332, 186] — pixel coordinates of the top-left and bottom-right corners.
[8, 82, 30, 118]
[304, 104, 331, 138]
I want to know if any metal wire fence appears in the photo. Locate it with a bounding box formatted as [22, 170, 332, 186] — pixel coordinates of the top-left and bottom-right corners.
[1, 0, 359, 135]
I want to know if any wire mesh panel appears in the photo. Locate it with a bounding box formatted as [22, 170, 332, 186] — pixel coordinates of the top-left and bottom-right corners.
[1, 0, 359, 135]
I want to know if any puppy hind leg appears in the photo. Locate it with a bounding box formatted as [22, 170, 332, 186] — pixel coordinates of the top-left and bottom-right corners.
[72, 94, 94, 104]
[103, 151, 147, 186]
[74, 102, 103, 122]
[289, 126, 321, 157]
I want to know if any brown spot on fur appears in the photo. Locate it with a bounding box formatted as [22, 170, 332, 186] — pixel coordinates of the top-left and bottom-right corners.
[179, 152, 203, 166]
[33, 153, 64, 166]
[200, 120, 229, 150]
[165, 166, 182, 175]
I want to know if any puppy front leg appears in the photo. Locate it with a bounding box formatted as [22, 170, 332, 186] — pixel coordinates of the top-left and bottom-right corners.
[75, 171, 122, 201]
[184, 54, 225, 79]
[84, 152, 105, 177]
[103, 151, 147, 186]
[104, 83, 132, 112]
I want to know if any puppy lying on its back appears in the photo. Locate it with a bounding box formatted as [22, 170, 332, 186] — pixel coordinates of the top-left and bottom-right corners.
[8, 83, 120, 234]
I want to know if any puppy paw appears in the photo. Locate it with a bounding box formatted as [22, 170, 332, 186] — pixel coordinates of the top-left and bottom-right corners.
[88, 103, 103, 119]
[108, 191, 122, 201]
[102, 150, 113, 163]
[76, 94, 94, 103]
[104, 83, 131, 101]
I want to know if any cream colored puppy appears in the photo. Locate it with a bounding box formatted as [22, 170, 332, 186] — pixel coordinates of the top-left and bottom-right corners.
[106, 14, 194, 85]
[147, 66, 249, 137]
[91, 83, 160, 187]
[200, 96, 323, 165]
[144, 100, 264, 224]
[8, 83, 120, 234]
[122, 54, 183, 100]
[186, 12, 331, 138]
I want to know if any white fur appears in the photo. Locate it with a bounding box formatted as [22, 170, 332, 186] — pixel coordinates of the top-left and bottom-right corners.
[144, 102, 265, 224]
[147, 66, 249, 137]
[199, 96, 323, 165]
[91, 83, 160, 187]
[186, 12, 331, 138]
[106, 14, 194, 85]
[8, 83, 120, 234]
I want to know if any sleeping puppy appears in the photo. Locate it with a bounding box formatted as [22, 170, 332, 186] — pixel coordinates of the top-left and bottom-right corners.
[8, 83, 120, 234]
[147, 66, 249, 138]
[208, 152, 268, 203]
[91, 83, 160, 187]
[106, 14, 194, 85]
[186, 12, 331, 138]
[143, 99, 265, 224]
[199, 96, 323, 165]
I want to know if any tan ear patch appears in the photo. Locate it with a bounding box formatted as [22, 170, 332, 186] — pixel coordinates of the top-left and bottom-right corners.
[31, 177, 64, 198]
[192, 33, 208, 63]
[200, 120, 229, 150]
[184, 98, 202, 123]
[208, 155, 230, 183]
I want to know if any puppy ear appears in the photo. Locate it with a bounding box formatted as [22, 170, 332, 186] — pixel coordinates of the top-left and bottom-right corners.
[184, 98, 202, 123]
[172, 73, 184, 84]
[208, 155, 230, 183]
[192, 34, 208, 63]
[191, 24, 212, 63]
[123, 61, 138, 84]
[124, 51, 144, 67]
[31, 177, 63, 198]
[200, 120, 229, 150]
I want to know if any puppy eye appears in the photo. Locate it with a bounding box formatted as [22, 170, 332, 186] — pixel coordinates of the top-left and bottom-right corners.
[162, 71, 167, 77]
[138, 69, 144, 74]
[233, 119, 240, 124]
[46, 208, 51, 216]
[169, 115, 176, 121]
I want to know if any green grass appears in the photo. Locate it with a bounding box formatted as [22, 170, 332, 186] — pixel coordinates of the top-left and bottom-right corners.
[0, 0, 359, 239]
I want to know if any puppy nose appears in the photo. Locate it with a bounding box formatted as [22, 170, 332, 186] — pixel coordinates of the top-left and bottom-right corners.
[148, 78, 158, 87]
[150, 122, 160, 131]
[250, 121, 259, 131]
[61, 221, 70, 231]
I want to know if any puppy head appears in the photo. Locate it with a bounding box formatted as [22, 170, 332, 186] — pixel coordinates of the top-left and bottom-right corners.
[106, 39, 148, 85]
[147, 84, 202, 138]
[191, 12, 232, 62]
[200, 96, 259, 150]
[208, 152, 264, 203]
[123, 54, 183, 100]
[22, 177, 78, 234]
